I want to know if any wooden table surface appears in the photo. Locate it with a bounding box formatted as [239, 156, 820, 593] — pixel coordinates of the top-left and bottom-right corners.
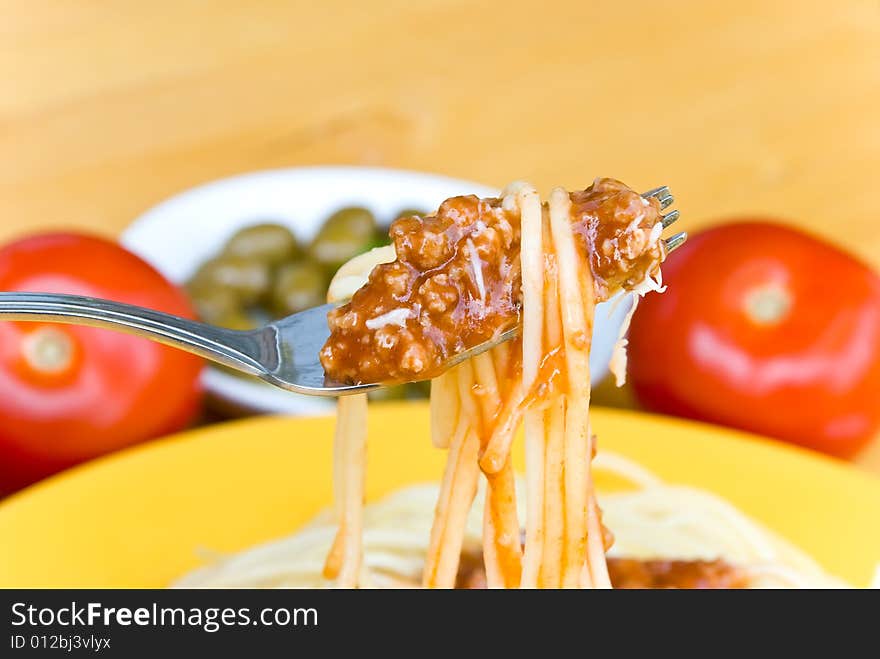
[2, 1, 879, 472]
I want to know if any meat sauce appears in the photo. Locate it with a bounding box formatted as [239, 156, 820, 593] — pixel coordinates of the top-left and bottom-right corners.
[320, 178, 665, 385]
[455, 552, 748, 589]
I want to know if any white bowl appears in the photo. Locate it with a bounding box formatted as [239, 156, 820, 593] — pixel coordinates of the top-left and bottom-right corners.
[122, 166, 630, 415]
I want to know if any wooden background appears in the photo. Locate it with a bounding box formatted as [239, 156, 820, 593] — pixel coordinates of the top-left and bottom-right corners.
[2, 0, 879, 470]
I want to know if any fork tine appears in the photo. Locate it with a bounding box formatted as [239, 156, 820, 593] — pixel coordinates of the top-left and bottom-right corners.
[664, 231, 687, 252]
[642, 186, 674, 210]
[661, 209, 680, 228]
[642, 186, 669, 200]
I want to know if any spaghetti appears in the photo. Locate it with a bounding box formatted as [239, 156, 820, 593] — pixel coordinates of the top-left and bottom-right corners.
[178, 178, 847, 589]
[176, 452, 843, 589]
[318, 178, 667, 588]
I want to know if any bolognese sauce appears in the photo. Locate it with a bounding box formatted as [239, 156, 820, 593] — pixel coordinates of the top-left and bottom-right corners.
[320, 178, 665, 385]
[455, 551, 748, 589]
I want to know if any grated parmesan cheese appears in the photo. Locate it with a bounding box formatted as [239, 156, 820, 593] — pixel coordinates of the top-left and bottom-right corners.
[608, 269, 666, 387]
[626, 213, 646, 235]
[466, 238, 486, 303]
[365, 307, 411, 330]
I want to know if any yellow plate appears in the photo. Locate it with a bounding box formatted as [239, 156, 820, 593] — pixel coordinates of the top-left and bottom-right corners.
[1, 404, 878, 587]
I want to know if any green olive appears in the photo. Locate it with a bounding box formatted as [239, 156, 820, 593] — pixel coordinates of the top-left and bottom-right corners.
[366, 231, 391, 252]
[269, 261, 329, 316]
[188, 256, 271, 304]
[222, 224, 300, 265]
[188, 287, 257, 330]
[308, 207, 377, 269]
[189, 286, 236, 322]
[215, 309, 258, 331]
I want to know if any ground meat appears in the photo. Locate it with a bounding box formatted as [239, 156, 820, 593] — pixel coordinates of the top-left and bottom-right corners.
[571, 180, 666, 299]
[320, 178, 664, 385]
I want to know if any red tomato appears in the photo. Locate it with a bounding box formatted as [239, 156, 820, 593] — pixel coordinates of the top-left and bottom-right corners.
[0, 233, 203, 495]
[627, 222, 880, 458]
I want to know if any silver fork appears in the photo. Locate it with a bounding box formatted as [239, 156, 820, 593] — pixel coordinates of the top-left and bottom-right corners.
[0, 188, 684, 397]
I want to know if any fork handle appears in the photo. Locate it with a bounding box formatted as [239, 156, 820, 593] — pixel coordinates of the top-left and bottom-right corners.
[0, 292, 266, 375]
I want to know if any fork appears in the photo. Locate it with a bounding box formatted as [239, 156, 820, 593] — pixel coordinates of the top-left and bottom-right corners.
[0, 188, 683, 396]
